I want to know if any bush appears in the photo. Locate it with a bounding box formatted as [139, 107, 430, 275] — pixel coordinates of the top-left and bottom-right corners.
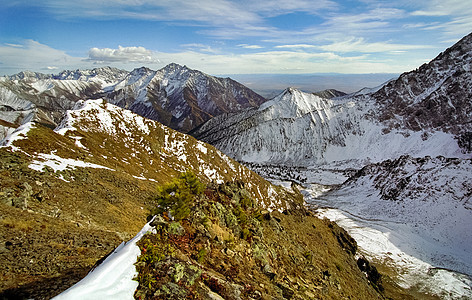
[152, 170, 205, 221]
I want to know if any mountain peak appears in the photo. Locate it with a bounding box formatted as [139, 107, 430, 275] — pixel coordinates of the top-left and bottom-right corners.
[370, 31, 472, 134]
[161, 63, 192, 73]
[54, 67, 128, 82]
[258, 87, 329, 118]
[7, 70, 52, 81]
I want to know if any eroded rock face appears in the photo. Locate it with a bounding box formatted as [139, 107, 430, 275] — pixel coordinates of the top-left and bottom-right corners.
[371, 33, 472, 135]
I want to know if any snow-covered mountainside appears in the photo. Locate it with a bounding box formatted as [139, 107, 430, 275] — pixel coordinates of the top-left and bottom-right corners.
[313, 88, 346, 99]
[191, 32, 472, 298]
[192, 86, 465, 168]
[306, 155, 472, 298]
[104, 63, 265, 132]
[370, 33, 472, 135]
[0, 67, 127, 139]
[193, 33, 472, 167]
[0, 64, 265, 140]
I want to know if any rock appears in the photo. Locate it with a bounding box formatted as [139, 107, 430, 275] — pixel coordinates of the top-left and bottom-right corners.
[276, 282, 294, 299]
[262, 264, 276, 280]
[150, 215, 168, 227]
[208, 290, 225, 300]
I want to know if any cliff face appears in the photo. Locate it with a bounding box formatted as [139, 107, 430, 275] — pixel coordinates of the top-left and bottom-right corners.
[371, 33, 472, 135]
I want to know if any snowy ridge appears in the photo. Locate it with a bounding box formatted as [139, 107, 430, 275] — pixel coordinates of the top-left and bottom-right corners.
[193, 87, 466, 168]
[191, 32, 472, 298]
[369, 32, 472, 134]
[194, 33, 472, 167]
[0, 64, 265, 135]
[50, 99, 289, 210]
[105, 63, 265, 132]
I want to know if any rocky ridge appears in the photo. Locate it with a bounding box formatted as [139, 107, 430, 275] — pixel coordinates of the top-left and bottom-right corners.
[0, 100, 292, 299]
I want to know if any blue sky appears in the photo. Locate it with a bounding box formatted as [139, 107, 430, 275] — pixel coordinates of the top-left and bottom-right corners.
[0, 0, 471, 76]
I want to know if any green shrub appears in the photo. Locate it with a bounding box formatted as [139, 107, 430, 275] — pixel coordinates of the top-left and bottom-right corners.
[197, 248, 208, 263]
[152, 170, 205, 221]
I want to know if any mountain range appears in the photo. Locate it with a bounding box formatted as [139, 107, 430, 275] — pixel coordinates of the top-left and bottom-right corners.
[191, 32, 472, 298]
[1, 32, 471, 299]
[0, 63, 265, 139]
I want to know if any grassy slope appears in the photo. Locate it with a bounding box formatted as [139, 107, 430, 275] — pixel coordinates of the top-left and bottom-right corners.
[0, 100, 299, 299]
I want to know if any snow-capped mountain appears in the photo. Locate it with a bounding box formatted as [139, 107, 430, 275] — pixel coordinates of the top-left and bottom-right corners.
[104, 63, 265, 132]
[307, 155, 472, 298]
[370, 33, 472, 135]
[0, 64, 265, 139]
[192, 86, 465, 168]
[313, 88, 346, 99]
[192, 33, 472, 167]
[191, 32, 472, 298]
[0, 67, 127, 139]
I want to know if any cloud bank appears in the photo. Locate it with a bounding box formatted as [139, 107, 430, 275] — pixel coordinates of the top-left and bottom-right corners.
[87, 46, 159, 63]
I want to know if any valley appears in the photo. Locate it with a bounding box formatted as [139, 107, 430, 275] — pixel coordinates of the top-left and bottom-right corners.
[0, 32, 471, 300]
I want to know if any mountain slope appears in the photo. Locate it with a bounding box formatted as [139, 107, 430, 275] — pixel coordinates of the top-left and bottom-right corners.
[192, 87, 464, 168]
[190, 32, 472, 298]
[313, 88, 347, 99]
[308, 155, 472, 298]
[0, 67, 127, 139]
[371, 32, 472, 135]
[0, 100, 295, 299]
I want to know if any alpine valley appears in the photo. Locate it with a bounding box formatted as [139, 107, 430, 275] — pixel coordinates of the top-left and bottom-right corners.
[0, 32, 471, 300]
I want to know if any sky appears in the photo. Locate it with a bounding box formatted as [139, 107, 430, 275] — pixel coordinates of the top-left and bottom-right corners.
[0, 0, 471, 76]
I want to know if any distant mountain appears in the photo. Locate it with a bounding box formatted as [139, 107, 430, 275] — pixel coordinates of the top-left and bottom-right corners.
[0, 64, 265, 140]
[0, 67, 126, 138]
[313, 88, 346, 99]
[104, 63, 266, 132]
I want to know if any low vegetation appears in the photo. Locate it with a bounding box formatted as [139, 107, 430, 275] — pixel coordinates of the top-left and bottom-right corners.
[133, 172, 411, 299]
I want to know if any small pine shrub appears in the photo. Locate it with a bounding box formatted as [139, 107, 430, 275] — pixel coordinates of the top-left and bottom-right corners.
[152, 170, 205, 221]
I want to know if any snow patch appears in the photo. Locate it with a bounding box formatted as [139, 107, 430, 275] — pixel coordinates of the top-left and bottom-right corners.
[0, 122, 35, 150]
[54, 220, 156, 300]
[29, 153, 113, 172]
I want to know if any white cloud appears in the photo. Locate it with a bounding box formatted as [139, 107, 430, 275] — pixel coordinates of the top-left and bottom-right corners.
[36, 0, 261, 27]
[410, 0, 472, 38]
[87, 46, 159, 63]
[181, 43, 220, 53]
[155, 49, 410, 75]
[0, 40, 83, 75]
[238, 44, 263, 49]
[244, 0, 337, 17]
[275, 44, 317, 49]
[318, 38, 431, 53]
